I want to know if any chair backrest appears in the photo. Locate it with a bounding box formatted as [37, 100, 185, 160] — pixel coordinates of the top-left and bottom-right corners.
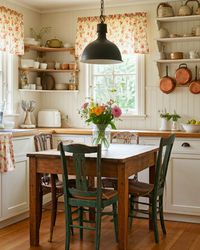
[59, 143, 102, 202]
[34, 133, 53, 151]
[153, 134, 175, 197]
[111, 131, 139, 144]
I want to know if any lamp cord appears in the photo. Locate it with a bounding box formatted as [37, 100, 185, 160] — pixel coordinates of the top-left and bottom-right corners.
[100, 0, 105, 23]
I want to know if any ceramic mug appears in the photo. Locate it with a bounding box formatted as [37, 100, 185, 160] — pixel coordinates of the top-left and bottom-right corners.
[189, 51, 199, 59]
[55, 62, 60, 70]
[195, 26, 200, 36]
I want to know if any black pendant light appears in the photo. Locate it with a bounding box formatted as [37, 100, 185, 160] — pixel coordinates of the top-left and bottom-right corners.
[81, 0, 122, 64]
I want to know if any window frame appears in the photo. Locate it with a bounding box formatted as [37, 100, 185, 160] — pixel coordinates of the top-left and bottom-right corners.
[87, 54, 146, 118]
[0, 51, 14, 114]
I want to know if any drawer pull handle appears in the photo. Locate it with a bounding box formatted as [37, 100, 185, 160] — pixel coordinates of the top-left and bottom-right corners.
[181, 142, 190, 147]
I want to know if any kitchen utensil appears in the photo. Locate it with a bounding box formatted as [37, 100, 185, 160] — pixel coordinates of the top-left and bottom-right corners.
[159, 27, 169, 38]
[60, 63, 69, 70]
[195, 25, 200, 36]
[33, 61, 40, 69]
[20, 100, 36, 128]
[175, 63, 192, 85]
[160, 65, 176, 94]
[189, 50, 199, 59]
[157, 2, 174, 17]
[170, 52, 183, 60]
[45, 39, 63, 48]
[189, 65, 200, 94]
[196, 0, 200, 14]
[178, 0, 193, 16]
[41, 74, 55, 90]
[40, 63, 47, 69]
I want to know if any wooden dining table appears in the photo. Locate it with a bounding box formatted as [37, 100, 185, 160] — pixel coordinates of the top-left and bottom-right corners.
[27, 143, 158, 250]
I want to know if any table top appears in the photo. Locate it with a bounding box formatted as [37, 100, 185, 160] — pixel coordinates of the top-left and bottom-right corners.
[27, 144, 158, 162]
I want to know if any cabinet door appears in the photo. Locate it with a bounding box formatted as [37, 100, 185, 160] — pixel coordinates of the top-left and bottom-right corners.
[2, 160, 29, 218]
[1, 136, 34, 219]
[165, 155, 200, 216]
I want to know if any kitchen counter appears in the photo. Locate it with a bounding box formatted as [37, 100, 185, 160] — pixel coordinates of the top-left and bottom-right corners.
[1, 127, 200, 138]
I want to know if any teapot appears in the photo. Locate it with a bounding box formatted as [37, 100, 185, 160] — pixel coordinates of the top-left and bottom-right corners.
[159, 27, 169, 38]
[178, 0, 192, 16]
[157, 2, 174, 17]
[45, 39, 63, 48]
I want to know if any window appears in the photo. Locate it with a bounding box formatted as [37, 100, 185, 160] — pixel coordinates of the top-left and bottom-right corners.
[88, 54, 145, 116]
[0, 51, 14, 113]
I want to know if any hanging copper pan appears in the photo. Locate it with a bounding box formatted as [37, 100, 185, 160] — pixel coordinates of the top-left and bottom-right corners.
[160, 66, 176, 94]
[189, 65, 200, 94]
[175, 63, 192, 85]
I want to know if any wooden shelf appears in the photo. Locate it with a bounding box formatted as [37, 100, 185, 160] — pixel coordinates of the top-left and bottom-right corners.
[18, 67, 79, 73]
[24, 44, 75, 53]
[157, 15, 200, 23]
[157, 58, 200, 64]
[18, 89, 79, 93]
[157, 36, 200, 42]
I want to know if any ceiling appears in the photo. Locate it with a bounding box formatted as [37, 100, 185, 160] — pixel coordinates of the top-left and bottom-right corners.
[9, 0, 159, 12]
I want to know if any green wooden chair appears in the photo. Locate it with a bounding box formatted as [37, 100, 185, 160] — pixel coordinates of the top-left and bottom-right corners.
[102, 131, 139, 190]
[59, 142, 118, 250]
[129, 134, 175, 243]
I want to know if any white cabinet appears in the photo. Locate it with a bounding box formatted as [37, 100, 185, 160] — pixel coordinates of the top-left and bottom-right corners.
[0, 136, 34, 228]
[140, 136, 200, 222]
[53, 134, 92, 148]
[165, 138, 200, 221]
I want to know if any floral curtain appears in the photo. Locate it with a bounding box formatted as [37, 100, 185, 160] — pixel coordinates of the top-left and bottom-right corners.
[0, 133, 15, 172]
[75, 12, 149, 57]
[0, 6, 24, 55]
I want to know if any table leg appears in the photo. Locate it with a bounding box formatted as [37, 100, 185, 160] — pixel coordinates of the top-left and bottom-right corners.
[29, 157, 40, 246]
[118, 164, 129, 250]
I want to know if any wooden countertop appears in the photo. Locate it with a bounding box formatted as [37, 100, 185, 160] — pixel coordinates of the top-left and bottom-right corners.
[6, 127, 200, 139]
[0, 127, 199, 138]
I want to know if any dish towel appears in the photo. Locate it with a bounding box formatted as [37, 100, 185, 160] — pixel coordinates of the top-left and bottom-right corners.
[0, 133, 15, 172]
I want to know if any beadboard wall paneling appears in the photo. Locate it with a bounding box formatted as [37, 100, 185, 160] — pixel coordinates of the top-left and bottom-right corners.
[11, 0, 200, 129]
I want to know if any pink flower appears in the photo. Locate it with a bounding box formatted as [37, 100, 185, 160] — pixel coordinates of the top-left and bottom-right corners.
[112, 106, 122, 118]
[82, 102, 88, 109]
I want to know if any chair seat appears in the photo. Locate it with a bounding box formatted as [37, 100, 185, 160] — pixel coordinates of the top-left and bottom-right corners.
[73, 188, 118, 200]
[129, 180, 154, 197]
[42, 179, 76, 195]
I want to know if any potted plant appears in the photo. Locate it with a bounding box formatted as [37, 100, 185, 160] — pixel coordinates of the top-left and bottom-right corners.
[171, 110, 181, 131]
[158, 109, 172, 130]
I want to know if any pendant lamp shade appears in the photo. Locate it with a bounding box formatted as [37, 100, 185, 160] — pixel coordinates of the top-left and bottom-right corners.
[80, 0, 122, 64]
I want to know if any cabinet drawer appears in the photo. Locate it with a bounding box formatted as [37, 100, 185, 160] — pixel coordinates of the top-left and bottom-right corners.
[13, 137, 34, 157]
[173, 139, 200, 155]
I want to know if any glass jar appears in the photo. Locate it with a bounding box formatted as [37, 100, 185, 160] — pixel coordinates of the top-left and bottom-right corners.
[92, 124, 111, 150]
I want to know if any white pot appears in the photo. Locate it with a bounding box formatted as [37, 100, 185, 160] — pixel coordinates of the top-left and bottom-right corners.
[160, 118, 170, 131]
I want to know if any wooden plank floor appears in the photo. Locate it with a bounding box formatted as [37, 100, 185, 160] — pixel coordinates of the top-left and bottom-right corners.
[0, 208, 200, 250]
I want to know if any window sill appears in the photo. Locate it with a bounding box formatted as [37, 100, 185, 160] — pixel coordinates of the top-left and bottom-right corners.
[121, 114, 147, 119]
[3, 113, 20, 117]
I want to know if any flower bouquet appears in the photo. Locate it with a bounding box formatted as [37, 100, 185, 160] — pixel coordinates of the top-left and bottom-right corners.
[79, 99, 122, 150]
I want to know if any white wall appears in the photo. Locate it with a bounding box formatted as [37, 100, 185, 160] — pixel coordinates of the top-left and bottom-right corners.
[1, 1, 42, 125]
[8, 0, 200, 129]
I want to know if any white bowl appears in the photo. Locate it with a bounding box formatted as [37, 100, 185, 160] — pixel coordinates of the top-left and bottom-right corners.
[182, 123, 200, 133]
[55, 83, 68, 90]
[21, 59, 34, 68]
[40, 63, 47, 70]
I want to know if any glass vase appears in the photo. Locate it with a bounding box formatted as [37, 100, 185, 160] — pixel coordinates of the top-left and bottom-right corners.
[92, 124, 111, 150]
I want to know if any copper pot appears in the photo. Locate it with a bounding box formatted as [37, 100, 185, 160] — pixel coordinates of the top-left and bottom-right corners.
[160, 66, 176, 94]
[175, 63, 192, 85]
[189, 65, 200, 94]
[170, 52, 183, 60]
